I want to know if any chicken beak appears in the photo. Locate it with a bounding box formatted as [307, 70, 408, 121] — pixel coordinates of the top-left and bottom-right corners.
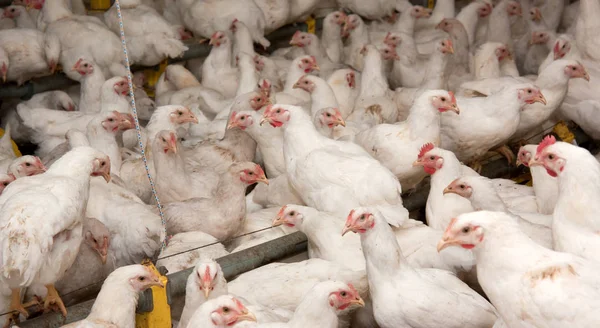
[341, 225, 353, 236]
[272, 215, 285, 227]
[446, 44, 454, 54]
[149, 276, 164, 288]
[515, 158, 523, 167]
[349, 296, 365, 307]
[312, 64, 320, 72]
[236, 311, 257, 323]
[437, 237, 460, 252]
[49, 60, 57, 74]
[100, 253, 107, 265]
[292, 82, 301, 89]
[412, 159, 424, 167]
[442, 186, 456, 195]
[529, 157, 543, 167]
[336, 118, 346, 127]
[226, 121, 239, 130]
[184, 112, 199, 124]
[25, 3, 33, 11]
[449, 104, 460, 114]
[101, 171, 111, 183]
[435, 21, 443, 30]
[583, 72, 590, 81]
[167, 138, 177, 154]
[257, 176, 269, 185]
[533, 93, 547, 105]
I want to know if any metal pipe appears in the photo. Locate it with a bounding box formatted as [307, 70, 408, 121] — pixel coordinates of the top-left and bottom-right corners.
[0, 18, 323, 100]
[18, 231, 309, 327]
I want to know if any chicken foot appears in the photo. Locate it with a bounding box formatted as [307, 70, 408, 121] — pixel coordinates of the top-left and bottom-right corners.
[469, 160, 483, 173]
[4, 288, 39, 328]
[43, 284, 67, 317]
[493, 145, 515, 164]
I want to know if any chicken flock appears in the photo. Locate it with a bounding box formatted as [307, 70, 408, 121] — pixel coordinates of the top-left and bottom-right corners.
[0, 0, 599, 327]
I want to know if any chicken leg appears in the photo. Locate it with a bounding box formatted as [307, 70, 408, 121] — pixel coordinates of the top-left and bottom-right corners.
[43, 284, 67, 317]
[493, 145, 515, 165]
[470, 160, 483, 173]
[4, 288, 39, 328]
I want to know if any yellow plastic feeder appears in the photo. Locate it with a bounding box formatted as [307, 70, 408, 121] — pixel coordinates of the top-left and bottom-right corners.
[0, 128, 21, 157]
[135, 260, 171, 328]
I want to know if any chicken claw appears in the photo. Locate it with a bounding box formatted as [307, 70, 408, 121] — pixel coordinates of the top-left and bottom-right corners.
[470, 161, 483, 173]
[43, 284, 67, 317]
[493, 145, 515, 164]
[4, 288, 31, 328]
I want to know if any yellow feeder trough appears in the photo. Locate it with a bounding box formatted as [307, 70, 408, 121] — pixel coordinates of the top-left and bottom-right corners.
[0, 128, 21, 157]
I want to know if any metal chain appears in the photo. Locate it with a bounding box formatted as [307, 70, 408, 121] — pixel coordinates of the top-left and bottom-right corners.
[114, 0, 168, 254]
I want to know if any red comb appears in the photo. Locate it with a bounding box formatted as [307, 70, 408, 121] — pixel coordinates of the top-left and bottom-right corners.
[346, 209, 356, 223]
[418, 143, 435, 159]
[537, 135, 556, 154]
[277, 205, 288, 217]
[229, 111, 237, 122]
[310, 55, 317, 63]
[448, 91, 457, 104]
[292, 30, 302, 39]
[446, 38, 453, 48]
[444, 217, 458, 234]
[347, 283, 358, 294]
[553, 41, 560, 54]
[232, 297, 246, 311]
[202, 265, 212, 285]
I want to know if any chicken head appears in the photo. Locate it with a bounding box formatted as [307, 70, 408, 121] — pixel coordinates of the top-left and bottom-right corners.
[84, 218, 110, 265]
[342, 14, 363, 37]
[8, 155, 47, 178]
[516, 146, 533, 167]
[530, 31, 549, 45]
[113, 77, 129, 96]
[289, 31, 313, 47]
[477, 2, 493, 18]
[383, 32, 401, 47]
[518, 86, 547, 105]
[0, 174, 15, 195]
[381, 44, 400, 61]
[346, 70, 356, 89]
[227, 111, 254, 131]
[443, 178, 474, 198]
[72, 58, 94, 76]
[317, 107, 346, 128]
[293, 75, 315, 93]
[529, 7, 542, 22]
[258, 78, 271, 97]
[495, 45, 512, 61]
[208, 296, 257, 326]
[102, 111, 135, 133]
[437, 217, 485, 252]
[91, 155, 111, 182]
[506, 1, 522, 16]
[234, 162, 268, 185]
[342, 207, 376, 236]
[439, 38, 455, 55]
[249, 92, 270, 110]
[297, 55, 320, 73]
[435, 18, 460, 33]
[410, 5, 432, 19]
[260, 105, 290, 127]
[328, 283, 365, 311]
[553, 38, 571, 60]
[273, 205, 304, 227]
[194, 260, 221, 299]
[155, 130, 178, 154]
[432, 91, 460, 114]
[327, 10, 347, 26]
[2, 5, 22, 19]
[530, 135, 565, 177]
[412, 143, 444, 175]
[128, 265, 164, 291]
[564, 63, 590, 81]
[209, 31, 228, 47]
[169, 106, 198, 124]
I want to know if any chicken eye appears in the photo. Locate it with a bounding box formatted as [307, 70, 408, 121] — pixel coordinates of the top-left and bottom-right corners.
[256, 97, 262, 102]
[276, 109, 281, 113]
[429, 156, 435, 160]
[326, 113, 331, 117]
[84, 63, 89, 67]
[340, 291, 347, 297]
[462, 227, 470, 233]
[25, 162, 31, 167]
[359, 214, 366, 221]
[139, 277, 146, 281]
[548, 154, 554, 160]
[10, 8, 14, 12]
[2, 182, 7, 186]
[571, 66, 576, 71]
[459, 184, 465, 189]
[240, 116, 245, 120]
[162, 137, 166, 142]
[108, 118, 115, 122]
[101, 161, 106, 166]
[528, 89, 532, 94]
[440, 97, 446, 101]
[223, 307, 230, 313]
[289, 211, 296, 216]
[562, 44, 566, 49]
[248, 171, 254, 175]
